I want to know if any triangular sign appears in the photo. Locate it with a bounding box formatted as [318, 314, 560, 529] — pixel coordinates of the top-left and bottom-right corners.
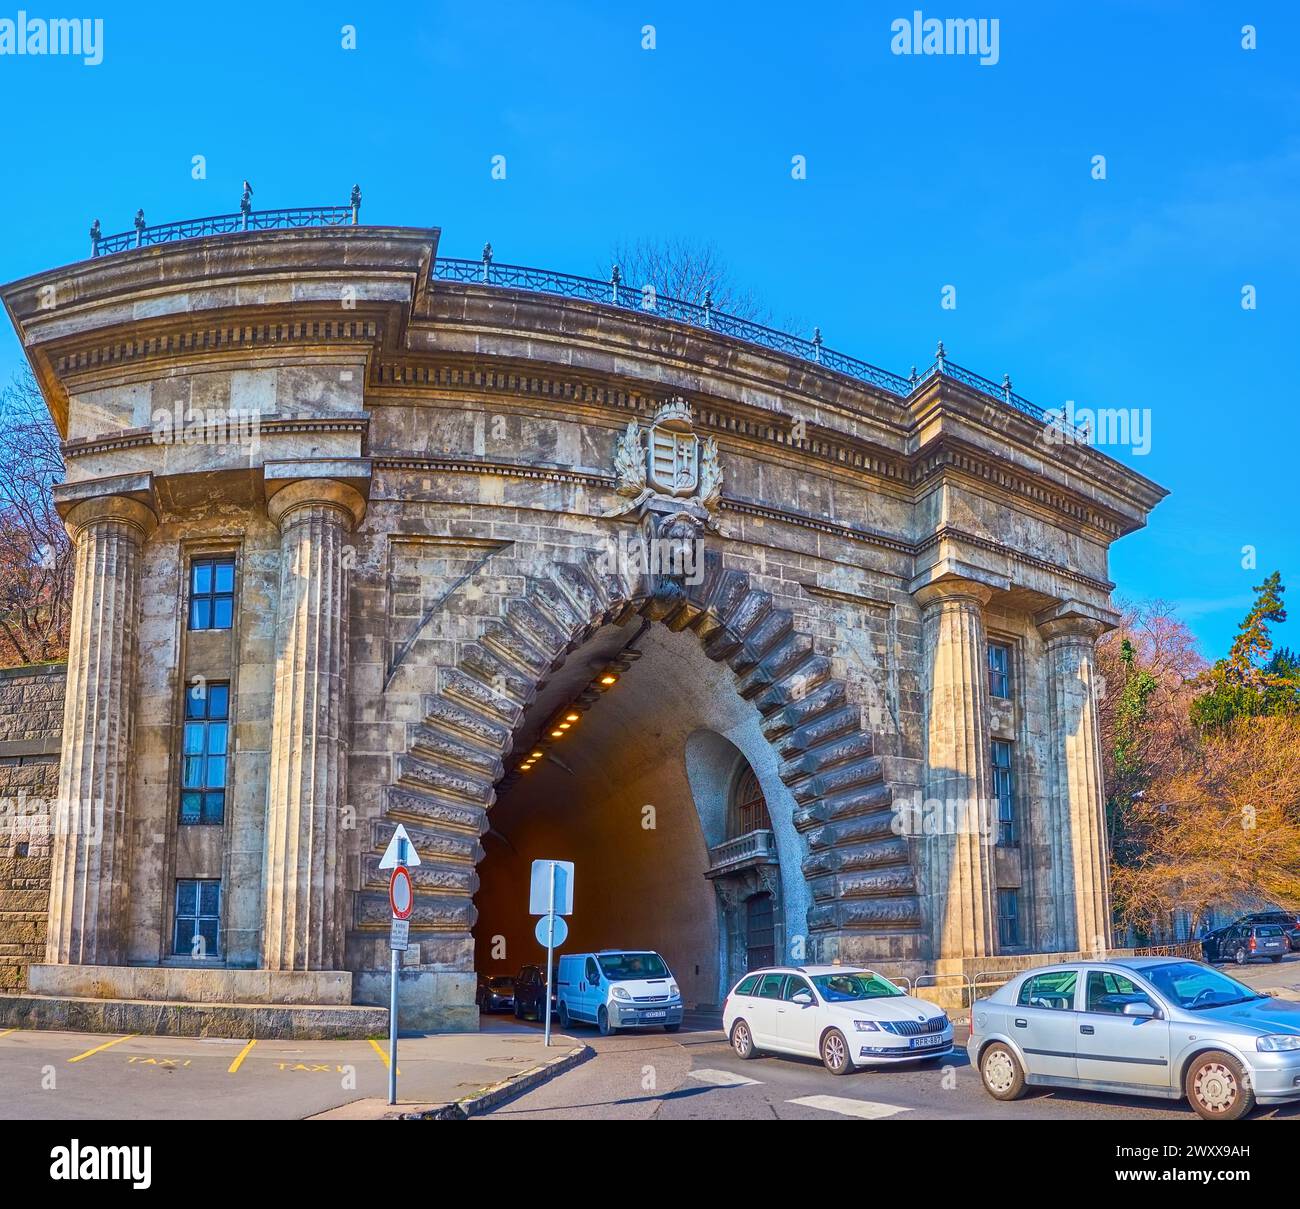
[378, 823, 422, 869]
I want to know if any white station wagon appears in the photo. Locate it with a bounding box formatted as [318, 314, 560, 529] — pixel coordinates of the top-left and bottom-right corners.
[723, 965, 954, 1075]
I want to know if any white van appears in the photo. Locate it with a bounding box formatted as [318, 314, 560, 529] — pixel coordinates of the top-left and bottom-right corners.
[555, 950, 684, 1035]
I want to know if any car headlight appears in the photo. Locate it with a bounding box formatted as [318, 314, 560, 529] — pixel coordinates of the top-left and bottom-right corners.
[853, 1020, 881, 1032]
[611, 987, 630, 1001]
[1257, 1034, 1300, 1052]
[669, 984, 680, 998]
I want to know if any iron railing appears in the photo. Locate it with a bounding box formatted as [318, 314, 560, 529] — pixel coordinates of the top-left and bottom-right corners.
[434, 247, 1080, 432]
[89, 185, 362, 257]
[83, 198, 1079, 435]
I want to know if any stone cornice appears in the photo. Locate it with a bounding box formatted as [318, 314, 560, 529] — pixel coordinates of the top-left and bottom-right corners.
[62, 416, 369, 461]
[367, 454, 1115, 596]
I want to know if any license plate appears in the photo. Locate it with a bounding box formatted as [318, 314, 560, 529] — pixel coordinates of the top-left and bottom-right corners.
[910, 1034, 946, 1049]
[643, 1010, 666, 1019]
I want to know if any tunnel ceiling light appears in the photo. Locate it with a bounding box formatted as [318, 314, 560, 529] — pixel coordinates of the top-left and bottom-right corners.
[598, 673, 618, 686]
[550, 729, 564, 738]
[564, 712, 580, 722]
[531, 750, 543, 759]
[557, 722, 571, 730]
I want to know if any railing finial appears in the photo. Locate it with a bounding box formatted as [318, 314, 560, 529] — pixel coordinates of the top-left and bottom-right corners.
[909, 365, 918, 389]
[350, 184, 361, 224]
[481, 242, 493, 283]
[90, 219, 101, 257]
[1002, 373, 1013, 403]
[935, 340, 946, 370]
[703, 289, 713, 329]
[610, 263, 621, 305]
[812, 327, 823, 363]
[240, 181, 253, 231]
[133, 208, 146, 248]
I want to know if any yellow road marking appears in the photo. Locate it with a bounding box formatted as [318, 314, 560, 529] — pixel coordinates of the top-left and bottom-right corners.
[227, 1039, 256, 1074]
[0, 1028, 17, 1038]
[68, 1033, 137, 1063]
[368, 1038, 400, 1076]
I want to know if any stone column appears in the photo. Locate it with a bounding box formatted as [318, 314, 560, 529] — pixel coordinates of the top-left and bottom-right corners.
[916, 580, 997, 958]
[261, 479, 366, 970]
[45, 495, 157, 965]
[1039, 613, 1111, 954]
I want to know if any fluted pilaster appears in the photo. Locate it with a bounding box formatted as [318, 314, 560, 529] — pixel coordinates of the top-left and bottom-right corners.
[45, 495, 156, 965]
[261, 479, 365, 970]
[1040, 614, 1111, 954]
[916, 580, 997, 958]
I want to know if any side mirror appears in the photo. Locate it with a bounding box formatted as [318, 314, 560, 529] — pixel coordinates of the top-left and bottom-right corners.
[1123, 1000, 1158, 1018]
[793, 990, 814, 1006]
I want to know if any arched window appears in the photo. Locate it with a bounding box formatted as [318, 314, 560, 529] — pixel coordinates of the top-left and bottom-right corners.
[729, 763, 772, 838]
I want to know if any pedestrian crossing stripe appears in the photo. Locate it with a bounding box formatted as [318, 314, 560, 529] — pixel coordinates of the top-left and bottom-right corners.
[687, 1068, 762, 1087]
[788, 1094, 909, 1119]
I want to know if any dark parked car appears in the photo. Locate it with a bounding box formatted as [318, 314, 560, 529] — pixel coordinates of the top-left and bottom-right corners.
[1206, 923, 1288, 965]
[1236, 911, 1300, 952]
[513, 963, 558, 1021]
[477, 975, 516, 1013]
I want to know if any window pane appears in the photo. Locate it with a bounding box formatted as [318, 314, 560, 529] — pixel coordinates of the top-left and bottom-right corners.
[176, 880, 197, 914]
[192, 562, 212, 594]
[202, 792, 225, 825]
[179, 792, 202, 823]
[207, 685, 229, 719]
[197, 918, 219, 955]
[214, 561, 235, 593]
[213, 597, 234, 630]
[206, 755, 226, 789]
[189, 599, 211, 630]
[174, 917, 196, 955]
[183, 722, 205, 755]
[199, 881, 221, 915]
[182, 753, 205, 788]
[207, 722, 228, 756]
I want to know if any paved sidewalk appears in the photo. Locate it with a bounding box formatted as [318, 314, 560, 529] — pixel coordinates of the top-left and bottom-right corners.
[0, 1016, 588, 1120]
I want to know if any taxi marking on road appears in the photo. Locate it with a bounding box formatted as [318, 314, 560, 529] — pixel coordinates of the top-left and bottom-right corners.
[68, 1033, 138, 1063]
[688, 1068, 762, 1087]
[228, 1039, 256, 1074]
[0, 1028, 17, 1039]
[788, 1094, 909, 1119]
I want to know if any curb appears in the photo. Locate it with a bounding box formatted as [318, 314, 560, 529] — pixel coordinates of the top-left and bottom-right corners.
[394, 1043, 593, 1120]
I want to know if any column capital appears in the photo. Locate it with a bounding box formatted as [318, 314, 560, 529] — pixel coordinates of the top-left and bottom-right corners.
[62, 493, 158, 544]
[1035, 600, 1117, 644]
[913, 576, 994, 611]
[267, 477, 367, 531]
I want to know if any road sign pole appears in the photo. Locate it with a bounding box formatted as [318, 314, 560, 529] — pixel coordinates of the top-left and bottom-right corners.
[543, 859, 556, 1048]
[387, 941, 399, 1104]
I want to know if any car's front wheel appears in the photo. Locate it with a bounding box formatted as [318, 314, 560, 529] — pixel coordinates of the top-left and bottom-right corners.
[597, 1006, 614, 1036]
[557, 1001, 570, 1029]
[731, 1019, 758, 1059]
[1234, 946, 1249, 965]
[1186, 1051, 1255, 1121]
[821, 1028, 853, 1076]
[980, 1043, 1027, 1101]
[1271, 955, 1284, 963]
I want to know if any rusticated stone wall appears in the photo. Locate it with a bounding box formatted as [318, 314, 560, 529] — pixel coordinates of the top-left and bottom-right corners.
[0, 664, 65, 990]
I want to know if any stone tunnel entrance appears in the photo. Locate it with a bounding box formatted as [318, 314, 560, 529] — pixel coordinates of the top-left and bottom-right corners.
[472, 621, 811, 1011]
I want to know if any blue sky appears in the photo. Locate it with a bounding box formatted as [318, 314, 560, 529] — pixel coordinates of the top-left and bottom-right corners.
[1, 0, 1295, 659]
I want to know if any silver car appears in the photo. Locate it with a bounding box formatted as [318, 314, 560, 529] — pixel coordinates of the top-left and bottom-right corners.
[970, 957, 1300, 1120]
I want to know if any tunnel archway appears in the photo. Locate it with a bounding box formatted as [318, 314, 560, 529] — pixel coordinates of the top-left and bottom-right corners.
[383, 550, 923, 1020]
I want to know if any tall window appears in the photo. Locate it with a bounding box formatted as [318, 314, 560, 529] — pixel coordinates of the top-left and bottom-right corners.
[991, 739, 1016, 845]
[998, 888, 1021, 948]
[189, 556, 236, 631]
[174, 879, 221, 957]
[181, 682, 229, 824]
[988, 642, 1011, 699]
[730, 765, 772, 838]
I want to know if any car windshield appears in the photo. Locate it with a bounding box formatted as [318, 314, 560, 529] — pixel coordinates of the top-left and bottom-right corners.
[811, 972, 905, 1002]
[1139, 962, 1266, 1010]
[598, 952, 669, 980]
[488, 977, 514, 989]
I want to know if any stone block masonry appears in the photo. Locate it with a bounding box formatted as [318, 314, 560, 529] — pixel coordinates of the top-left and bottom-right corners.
[0, 664, 65, 991]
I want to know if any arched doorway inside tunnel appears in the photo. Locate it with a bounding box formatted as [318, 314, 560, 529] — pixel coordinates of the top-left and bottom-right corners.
[471, 620, 804, 1014]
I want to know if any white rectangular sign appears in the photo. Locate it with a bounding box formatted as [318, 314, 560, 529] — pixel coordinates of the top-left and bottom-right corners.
[390, 917, 410, 951]
[529, 859, 574, 915]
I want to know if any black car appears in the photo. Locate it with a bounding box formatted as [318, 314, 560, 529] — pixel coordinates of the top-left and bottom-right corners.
[513, 963, 558, 1021]
[477, 974, 516, 1013]
[1236, 910, 1300, 951]
[1203, 922, 1289, 964]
